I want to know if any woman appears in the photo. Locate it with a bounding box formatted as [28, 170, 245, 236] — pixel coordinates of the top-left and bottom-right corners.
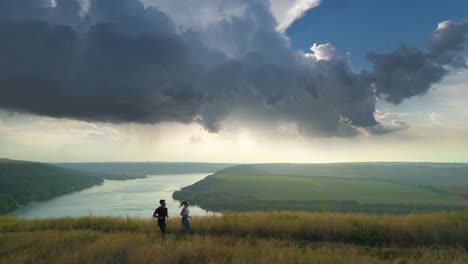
[179, 201, 191, 232]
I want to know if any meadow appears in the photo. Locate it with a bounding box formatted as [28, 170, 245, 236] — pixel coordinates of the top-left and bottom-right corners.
[1, 211, 467, 263]
[174, 164, 468, 213]
[210, 174, 465, 205]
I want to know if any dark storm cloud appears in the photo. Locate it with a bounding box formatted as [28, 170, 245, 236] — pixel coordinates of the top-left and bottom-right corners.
[0, 0, 466, 137]
[367, 20, 468, 105]
[0, 0, 198, 124]
[428, 20, 468, 67]
[367, 47, 446, 104]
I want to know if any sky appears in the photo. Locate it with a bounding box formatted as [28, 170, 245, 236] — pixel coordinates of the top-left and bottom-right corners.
[287, 0, 468, 69]
[0, 0, 467, 163]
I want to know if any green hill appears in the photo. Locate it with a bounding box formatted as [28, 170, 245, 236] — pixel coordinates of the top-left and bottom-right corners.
[0, 212, 467, 263]
[212, 163, 468, 187]
[0, 158, 103, 213]
[174, 163, 468, 214]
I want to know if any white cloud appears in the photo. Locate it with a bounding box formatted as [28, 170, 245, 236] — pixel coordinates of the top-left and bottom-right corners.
[428, 112, 442, 124]
[374, 109, 410, 122]
[142, 0, 321, 32]
[270, 0, 321, 32]
[436, 20, 452, 31]
[304, 43, 339, 61]
[141, 0, 247, 30]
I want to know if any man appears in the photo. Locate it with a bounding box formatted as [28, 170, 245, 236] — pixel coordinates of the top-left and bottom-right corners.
[153, 199, 169, 240]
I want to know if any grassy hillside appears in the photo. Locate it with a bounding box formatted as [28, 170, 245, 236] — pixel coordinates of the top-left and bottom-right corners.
[0, 158, 103, 213]
[0, 212, 467, 263]
[174, 163, 468, 213]
[219, 163, 468, 189]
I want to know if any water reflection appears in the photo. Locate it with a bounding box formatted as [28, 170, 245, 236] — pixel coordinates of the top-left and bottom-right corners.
[10, 173, 220, 219]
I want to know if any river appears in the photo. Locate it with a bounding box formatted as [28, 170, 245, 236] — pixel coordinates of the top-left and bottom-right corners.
[10, 173, 219, 219]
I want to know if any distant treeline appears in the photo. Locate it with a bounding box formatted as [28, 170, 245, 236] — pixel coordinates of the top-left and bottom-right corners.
[54, 162, 233, 177]
[219, 162, 468, 186]
[0, 159, 103, 213]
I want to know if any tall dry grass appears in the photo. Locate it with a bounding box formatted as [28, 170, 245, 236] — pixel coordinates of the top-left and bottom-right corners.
[2, 211, 467, 247]
[1, 212, 467, 263]
[1, 231, 467, 264]
[192, 211, 468, 247]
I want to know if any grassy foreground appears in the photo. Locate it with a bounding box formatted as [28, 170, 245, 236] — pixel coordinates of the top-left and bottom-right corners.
[1, 211, 467, 263]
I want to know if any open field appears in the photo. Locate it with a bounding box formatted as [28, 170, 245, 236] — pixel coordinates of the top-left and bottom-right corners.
[1, 212, 467, 263]
[212, 174, 466, 205]
[174, 164, 468, 213]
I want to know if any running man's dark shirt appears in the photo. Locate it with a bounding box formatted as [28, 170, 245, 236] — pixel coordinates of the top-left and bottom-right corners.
[154, 207, 168, 222]
[154, 206, 168, 233]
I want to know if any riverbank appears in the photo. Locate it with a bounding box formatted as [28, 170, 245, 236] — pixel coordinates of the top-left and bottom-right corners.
[1, 158, 230, 215]
[9, 173, 217, 219]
